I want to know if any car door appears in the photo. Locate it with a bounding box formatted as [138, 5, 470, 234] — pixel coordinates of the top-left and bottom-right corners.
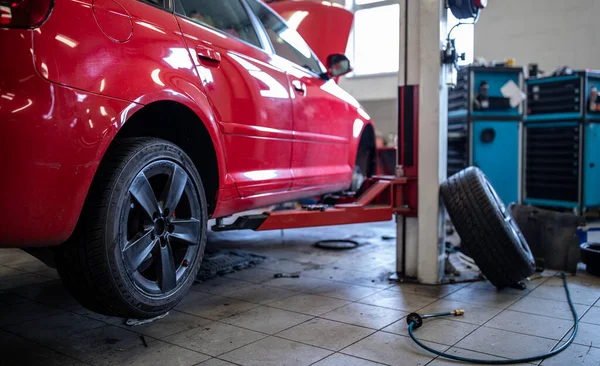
[247, 0, 354, 189]
[174, 0, 294, 198]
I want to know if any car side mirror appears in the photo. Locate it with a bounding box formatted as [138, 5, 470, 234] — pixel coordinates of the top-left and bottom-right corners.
[326, 54, 352, 78]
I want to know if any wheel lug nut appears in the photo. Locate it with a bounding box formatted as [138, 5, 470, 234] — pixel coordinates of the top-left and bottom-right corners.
[182, 260, 189, 267]
[168, 224, 175, 233]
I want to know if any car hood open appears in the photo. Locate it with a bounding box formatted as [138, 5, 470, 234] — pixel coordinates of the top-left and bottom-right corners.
[268, 1, 354, 66]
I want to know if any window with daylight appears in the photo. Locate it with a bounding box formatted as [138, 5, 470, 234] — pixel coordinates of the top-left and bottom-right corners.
[345, 1, 474, 75]
[447, 10, 475, 66]
[345, 0, 400, 76]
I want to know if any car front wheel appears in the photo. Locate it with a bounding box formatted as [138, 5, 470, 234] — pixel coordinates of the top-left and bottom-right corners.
[55, 137, 207, 319]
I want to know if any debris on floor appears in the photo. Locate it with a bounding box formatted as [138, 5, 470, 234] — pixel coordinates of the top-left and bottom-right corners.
[125, 312, 169, 327]
[195, 249, 266, 282]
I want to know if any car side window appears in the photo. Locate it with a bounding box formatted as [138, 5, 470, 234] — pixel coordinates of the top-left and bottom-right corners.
[247, 0, 323, 75]
[139, 0, 165, 8]
[178, 0, 261, 49]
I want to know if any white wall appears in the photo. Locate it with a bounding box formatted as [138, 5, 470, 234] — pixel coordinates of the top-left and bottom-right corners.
[474, 0, 600, 72]
[339, 76, 398, 135]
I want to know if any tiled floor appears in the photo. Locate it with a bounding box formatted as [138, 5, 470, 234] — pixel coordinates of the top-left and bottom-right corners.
[1, 221, 599, 365]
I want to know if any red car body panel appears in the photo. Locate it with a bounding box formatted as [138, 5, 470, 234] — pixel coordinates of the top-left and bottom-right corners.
[0, 0, 372, 248]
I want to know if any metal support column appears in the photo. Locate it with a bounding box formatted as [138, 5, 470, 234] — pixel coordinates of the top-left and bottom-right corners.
[395, 0, 448, 284]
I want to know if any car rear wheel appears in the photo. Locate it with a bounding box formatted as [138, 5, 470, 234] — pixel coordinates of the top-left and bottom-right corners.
[55, 137, 207, 319]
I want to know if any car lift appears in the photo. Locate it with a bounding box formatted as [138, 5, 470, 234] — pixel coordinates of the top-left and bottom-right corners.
[212, 176, 415, 233]
[215, 0, 476, 286]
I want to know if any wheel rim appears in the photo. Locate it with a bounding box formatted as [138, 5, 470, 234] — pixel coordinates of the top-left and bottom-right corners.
[484, 178, 535, 263]
[119, 160, 202, 298]
[351, 164, 366, 191]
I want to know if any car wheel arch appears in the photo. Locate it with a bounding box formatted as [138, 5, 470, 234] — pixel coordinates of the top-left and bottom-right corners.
[112, 100, 222, 216]
[356, 123, 376, 177]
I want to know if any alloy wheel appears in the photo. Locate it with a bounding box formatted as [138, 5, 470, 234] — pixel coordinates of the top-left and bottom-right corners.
[120, 160, 202, 297]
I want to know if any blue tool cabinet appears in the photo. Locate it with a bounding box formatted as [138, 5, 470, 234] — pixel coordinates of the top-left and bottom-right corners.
[523, 71, 600, 213]
[448, 66, 524, 205]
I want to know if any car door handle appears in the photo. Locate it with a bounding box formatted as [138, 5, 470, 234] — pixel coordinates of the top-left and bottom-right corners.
[196, 44, 221, 63]
[291, 80, 306, 95]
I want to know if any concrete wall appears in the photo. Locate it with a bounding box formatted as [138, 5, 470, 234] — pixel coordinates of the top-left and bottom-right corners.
[474, 0, 600, 72]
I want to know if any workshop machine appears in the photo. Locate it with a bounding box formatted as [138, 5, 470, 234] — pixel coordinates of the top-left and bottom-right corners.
[448, 66, 524, 205]
[523, 70, 600, 213]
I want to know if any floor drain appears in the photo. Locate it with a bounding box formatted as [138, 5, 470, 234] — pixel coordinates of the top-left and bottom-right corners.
[314, 239, 359, 250]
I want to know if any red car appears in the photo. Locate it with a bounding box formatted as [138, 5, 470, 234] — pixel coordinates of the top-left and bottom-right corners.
[1, 0, 375, 318]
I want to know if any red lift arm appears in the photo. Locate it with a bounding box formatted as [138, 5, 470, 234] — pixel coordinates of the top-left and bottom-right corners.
[212, 176, 415, 232]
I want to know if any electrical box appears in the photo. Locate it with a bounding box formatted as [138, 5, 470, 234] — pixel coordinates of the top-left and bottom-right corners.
[523, 71, 600, 213]
[448, 66, 524, 205]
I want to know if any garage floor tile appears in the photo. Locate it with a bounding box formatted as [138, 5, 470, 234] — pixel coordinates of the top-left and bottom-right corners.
[308, 282, 382, 301]
[5, 311, 106, 346]
[222, 306, 312, 334]
[321, 302, 407, 329]
[312, 353, 385, 365]
[192, 278, 254, 295]
[199, 359, 238, 366]
[0, 299, 63, 327]
[269, 293, 349, 316]
[445, 287, 523, 309]
[0, 265, 25, 278]
[427, 347, 531, 366]
[485, 310, 573, 340]
[262, 276, 332, 292]
[175, 292, 259, 320]
[277, 318, 374, 351]
[455, 326, 558, 359]
[341, 331, 449, 366]
[0, 330, 86, 366]
[0, 272, 51, 291]
[221, 336, 332, 366]
[529, 278, 600, 306]
[540, 342, 600, 365]
[8, 280, 80, 309]
[562, 322, 600, 348]
[2, 220, 600, 365]
[222, 283, 297, 304]
[385, 282, 467, 298]
[104, 339, 211, 366]
[0, 290, 29, 305]
[417, 298, 503, 325]
[582, 306, 600, 325]
[383, 318, 478, 345]
[508, 296, 590, 320]
[224, 267, 279, 283]
[163, 321, 266, 357]
[125, 310, 211, 339]
[358, 289, 438, 312]
[48, 325, 163, 365]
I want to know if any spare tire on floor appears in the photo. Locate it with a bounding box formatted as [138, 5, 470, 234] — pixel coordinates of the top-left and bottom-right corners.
[440, 167, 535, 288]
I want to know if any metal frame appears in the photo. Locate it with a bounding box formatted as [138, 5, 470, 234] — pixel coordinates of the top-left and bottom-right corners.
[211, 176, 414, 232]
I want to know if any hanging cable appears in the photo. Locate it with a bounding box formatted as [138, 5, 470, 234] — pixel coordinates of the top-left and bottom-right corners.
[407, 273, 578, 364]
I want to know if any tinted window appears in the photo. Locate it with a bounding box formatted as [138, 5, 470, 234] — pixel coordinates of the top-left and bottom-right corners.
[179, 0, 261, 48]
[140, 0, 166, 8]
[247, 0, 322, 74]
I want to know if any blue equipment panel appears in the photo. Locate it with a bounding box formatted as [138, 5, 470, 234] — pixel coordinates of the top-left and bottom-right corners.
[584, 123, 600, 206]
[472, 121, 520, 205]
[447, 66, 524, 204]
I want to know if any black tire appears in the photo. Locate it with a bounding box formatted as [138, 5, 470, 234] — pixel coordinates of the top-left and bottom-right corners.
[55, 137, 207, 319]
[440, 167, 535, 288]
